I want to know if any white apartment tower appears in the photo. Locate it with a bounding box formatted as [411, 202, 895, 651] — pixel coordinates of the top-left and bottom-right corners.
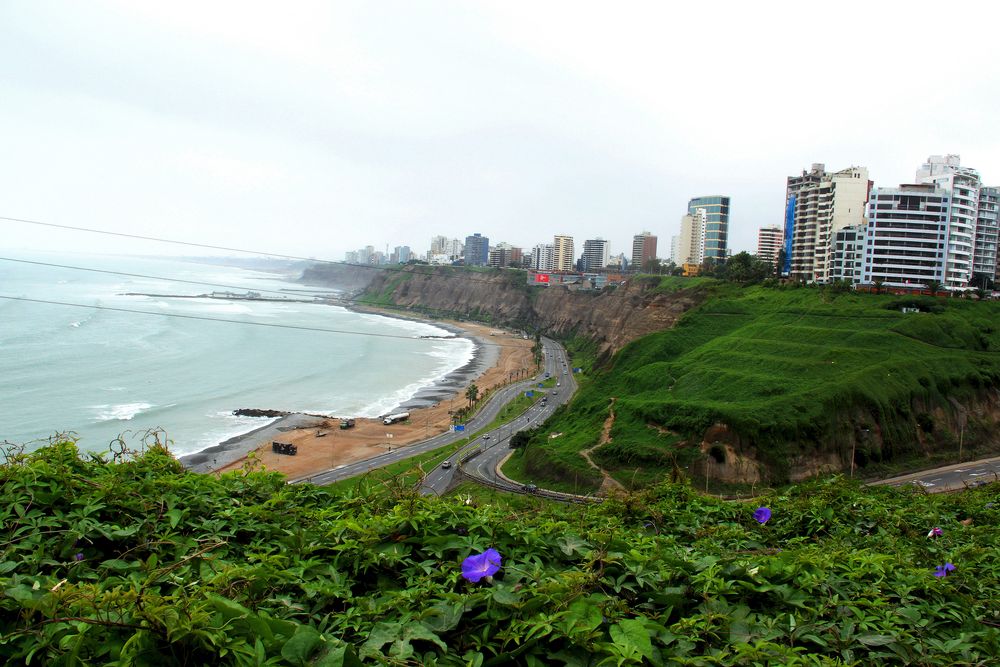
[581, 238, 610, 272]
[915, 155, 980, 288]
[532, 243, 555, 272]
[677, 209, 706, 265]
[756, 226, 783, 266]
[974, 186, 998, 283]
[785, 164, 870, 282]
[862, 183, 950, 287]
[553, 235, 575, 272]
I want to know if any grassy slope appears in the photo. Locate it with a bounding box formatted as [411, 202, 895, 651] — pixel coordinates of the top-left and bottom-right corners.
[2, 443, 999, 665]
[521, 283, 1000, 491]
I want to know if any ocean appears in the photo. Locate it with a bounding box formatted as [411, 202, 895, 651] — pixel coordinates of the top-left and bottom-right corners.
[0, 251, 474, 457]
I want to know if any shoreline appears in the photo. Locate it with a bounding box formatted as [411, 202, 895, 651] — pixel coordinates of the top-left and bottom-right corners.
[179, 307, 527, 477]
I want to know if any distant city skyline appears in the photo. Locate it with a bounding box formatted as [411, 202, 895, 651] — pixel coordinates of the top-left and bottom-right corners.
[3, 3, 999, 263]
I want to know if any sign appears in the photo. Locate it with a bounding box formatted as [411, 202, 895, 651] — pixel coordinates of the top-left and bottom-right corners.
[525, 391, 534, 397]
[535, 273, 550, 283]
[453, 424, 466, 432]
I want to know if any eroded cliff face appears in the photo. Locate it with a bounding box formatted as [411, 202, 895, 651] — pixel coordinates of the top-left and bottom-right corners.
[356, 267, 706, 356]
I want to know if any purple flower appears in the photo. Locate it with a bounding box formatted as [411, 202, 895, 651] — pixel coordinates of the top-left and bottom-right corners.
[461, 548, 502, 583]
[927, 527, 943, 538]
[933, 563, 956, 578]
[73, 553, 84, 561]
[753, 507, 772, 524]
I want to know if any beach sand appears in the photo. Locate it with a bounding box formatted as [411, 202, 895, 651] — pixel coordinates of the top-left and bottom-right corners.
[202, 316, 534, 480]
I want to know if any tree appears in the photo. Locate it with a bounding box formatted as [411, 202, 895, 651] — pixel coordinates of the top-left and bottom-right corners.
[465, 384, 479, 408]
[774, 249, 788, 277]
[642, 258, 663, 274]
[718, 252, 771, 284]
[925, 279, 942, 297]
[872, 278, 884, 295]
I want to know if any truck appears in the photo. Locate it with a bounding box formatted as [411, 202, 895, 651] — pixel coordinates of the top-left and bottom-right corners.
[383, 412, 410, 425]
[339, 418, 356, 429]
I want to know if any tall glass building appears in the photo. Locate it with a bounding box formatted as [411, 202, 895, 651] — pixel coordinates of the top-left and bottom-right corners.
[687, 196, 730, 262]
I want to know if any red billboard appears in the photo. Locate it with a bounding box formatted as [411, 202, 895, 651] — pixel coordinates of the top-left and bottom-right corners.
[535, 273, 550, 283]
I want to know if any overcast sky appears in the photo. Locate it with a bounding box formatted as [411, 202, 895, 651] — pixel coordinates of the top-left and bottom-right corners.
[3, 1, 999, 262]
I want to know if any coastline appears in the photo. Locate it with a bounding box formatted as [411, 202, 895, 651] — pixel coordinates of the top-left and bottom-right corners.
[181, 307, 531, 479]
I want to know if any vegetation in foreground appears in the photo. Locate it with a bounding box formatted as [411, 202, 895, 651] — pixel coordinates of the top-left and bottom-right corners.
[2, 441, 999, 665]
[519, 284, 1000, 492]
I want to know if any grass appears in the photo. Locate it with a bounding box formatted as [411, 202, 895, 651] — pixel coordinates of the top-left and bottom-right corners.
[519, 284, 1000, 488]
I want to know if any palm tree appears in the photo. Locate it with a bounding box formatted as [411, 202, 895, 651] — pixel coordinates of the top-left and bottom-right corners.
[925, 279, 942, 297]
[465, 384, 479, 409]
[872, 278, 884, 295]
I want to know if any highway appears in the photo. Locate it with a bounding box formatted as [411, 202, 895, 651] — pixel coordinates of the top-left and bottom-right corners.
[418, 338, 579, 496]
[295, 337, 574, 488]
[868, 455, 1000, 492]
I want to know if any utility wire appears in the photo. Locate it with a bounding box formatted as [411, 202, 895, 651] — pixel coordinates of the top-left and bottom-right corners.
[0, 256, 333, 300]
[0, 215, 529, 286]
[0, 295, 530, 348]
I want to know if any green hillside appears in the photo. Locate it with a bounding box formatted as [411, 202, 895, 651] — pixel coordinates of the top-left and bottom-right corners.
[2, 442, 999, 665]
[515, 283, 1000, 490]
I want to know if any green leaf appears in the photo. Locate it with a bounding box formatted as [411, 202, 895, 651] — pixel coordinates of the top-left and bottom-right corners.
[857, 634, 896, 647]
[421, 601, 465, 633]
[314, 646, 363, 667]
[207, 593, 252, 620]
[165, 508, 184, 529]
[281, 626, 323, 666]
[562, 599, 603, 635]
[610, 618, 654, 661]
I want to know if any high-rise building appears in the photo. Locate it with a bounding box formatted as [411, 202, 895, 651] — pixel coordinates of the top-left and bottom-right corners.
[976, 186, 999, 284]
[631, 231, 657, 271]
[463, 233, 489, 266]
[828, 225, 865, 283]
[532, 243, 554, 271]
[862, 183, 950, 287]
[553, 235, 575, 272]
[688, 196, 730, 262]
[785, 165, 869, 282]
[915, 155, 980, 289]
[677, 209, 706, 266]
[488, 242, 513, 268]
[581, 238, 610, 272]
[756, 226, 783, 267]
[392, 246, 411, 264]
[429, 235, 448, 258]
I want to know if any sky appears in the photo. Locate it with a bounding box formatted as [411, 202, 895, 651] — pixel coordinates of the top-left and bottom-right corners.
[2, 1, 999, 262]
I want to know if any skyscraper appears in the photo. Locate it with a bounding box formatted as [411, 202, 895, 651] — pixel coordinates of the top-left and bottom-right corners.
[677, 210, 706, 266]
[756, 226, 783, 267]
[976, 187, 999, 284]
[532, 243, 554, 271]
[553, 235, 575, 272]
[463, 233, 489, 266]
[688, 196, 730, 262]
[580, 238, 610, 272]
[785, 165, 869, 282]
[914, 155, 980, 289]
[630, 231, 657, 272]
[862, 183, 949, 287]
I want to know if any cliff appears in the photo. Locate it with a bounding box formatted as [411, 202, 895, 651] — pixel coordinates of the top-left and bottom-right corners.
[353, 266, 707, 358]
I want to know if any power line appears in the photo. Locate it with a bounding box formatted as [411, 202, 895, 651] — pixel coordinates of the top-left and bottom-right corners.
[0, 214, 526, 286]
[0, 295, 529, 347]
[0, 256, 331, 300]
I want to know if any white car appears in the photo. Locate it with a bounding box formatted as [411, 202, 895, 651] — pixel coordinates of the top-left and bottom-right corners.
[441, 460, 452, 469]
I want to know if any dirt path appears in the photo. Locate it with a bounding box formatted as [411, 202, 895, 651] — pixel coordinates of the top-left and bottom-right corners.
[579, 398, 624, 494]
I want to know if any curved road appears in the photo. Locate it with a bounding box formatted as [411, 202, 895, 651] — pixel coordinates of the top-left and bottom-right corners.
[296, 337, 573, 488]
[419, 338, 579, 496]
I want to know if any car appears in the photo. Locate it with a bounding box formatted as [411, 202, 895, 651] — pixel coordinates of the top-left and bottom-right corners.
[553, 390, 558, 395]
[441, 461, 452, 469]
[556, 382, 561, 387]
[523, 484, 538, 493]
[483, 434, 491, 440]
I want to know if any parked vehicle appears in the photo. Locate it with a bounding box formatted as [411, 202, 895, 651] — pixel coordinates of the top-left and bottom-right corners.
[339, 418, 356, 429]
[383, 412, 410, 425]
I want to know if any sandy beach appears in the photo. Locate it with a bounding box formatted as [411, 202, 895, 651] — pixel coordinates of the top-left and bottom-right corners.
[180, 312, 534, 480]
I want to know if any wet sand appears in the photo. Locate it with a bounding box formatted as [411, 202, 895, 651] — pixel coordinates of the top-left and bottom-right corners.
[181, 313, 534, 479]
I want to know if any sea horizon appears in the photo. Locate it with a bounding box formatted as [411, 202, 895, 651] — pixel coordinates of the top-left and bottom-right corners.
[0, 251, 475, 458]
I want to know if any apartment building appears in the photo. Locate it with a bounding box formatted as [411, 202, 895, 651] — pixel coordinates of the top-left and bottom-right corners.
[631, 231, 657, 271]
[677, 209, 706, 266]
[914, 155, 979, 289]
[581, 238, 610, 272]
[463, 233, 490, 266]
[974, 186, 999, 283]
[756, 226, 783, 266]
[785, 164, 870, 282]
[553, 234, 575, 272]
[688, 196, 730, 262]
[828, 225, 865, 283]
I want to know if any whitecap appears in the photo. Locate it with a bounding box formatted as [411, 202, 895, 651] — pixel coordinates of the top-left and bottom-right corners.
[93, 402, 153, 421]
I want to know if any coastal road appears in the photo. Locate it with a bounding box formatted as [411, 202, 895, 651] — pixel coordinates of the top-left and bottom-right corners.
[296, 338, 569, 487]
[418, 339, 579, 496]
[868, 455, 1000, 492]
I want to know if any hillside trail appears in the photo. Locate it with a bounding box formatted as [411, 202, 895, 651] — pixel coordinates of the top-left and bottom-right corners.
[580, 398, 625, 495]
